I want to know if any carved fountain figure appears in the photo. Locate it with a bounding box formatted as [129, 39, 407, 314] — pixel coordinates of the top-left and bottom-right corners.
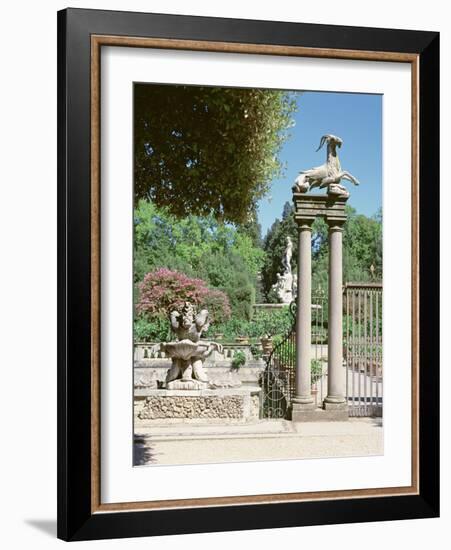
[292, 134, 360, 198]
[153, 302, 223, 390]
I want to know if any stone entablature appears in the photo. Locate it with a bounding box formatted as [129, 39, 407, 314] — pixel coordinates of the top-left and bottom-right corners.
[293, 193, 348, 225]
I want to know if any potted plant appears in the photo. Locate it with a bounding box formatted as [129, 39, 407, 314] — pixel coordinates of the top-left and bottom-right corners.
[310, 359, 323, 400]
[260, 334, 273, 355]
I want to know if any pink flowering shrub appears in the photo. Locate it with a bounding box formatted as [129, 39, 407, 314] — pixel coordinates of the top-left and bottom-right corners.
[136, 268, 231, 324]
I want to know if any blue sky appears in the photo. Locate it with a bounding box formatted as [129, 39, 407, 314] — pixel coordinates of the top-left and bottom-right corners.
[258, 91, 382, 236]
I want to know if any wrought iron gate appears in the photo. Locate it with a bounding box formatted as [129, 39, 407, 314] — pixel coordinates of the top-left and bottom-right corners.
[260, 296, 328, 418]
[344, 283, 383, 417]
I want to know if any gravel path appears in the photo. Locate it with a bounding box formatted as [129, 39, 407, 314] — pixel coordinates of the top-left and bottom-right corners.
[134, 418, 383, 466]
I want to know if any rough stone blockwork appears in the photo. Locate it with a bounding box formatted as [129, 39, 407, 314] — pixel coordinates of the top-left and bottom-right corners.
[139, 395, 246, 420]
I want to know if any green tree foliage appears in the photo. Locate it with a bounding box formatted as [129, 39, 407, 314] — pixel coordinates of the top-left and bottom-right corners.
[343, 206, 383, 282]
[134, 84, 297, 224]
[205, 307, 294, 342]
[237, 205, 264, 248]
[134, 199, 265, 320]
[134, 316, 171, 343]
[311, 206, 382, 288]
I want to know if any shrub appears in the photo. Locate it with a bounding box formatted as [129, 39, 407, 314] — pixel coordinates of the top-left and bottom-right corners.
[249, 344, 263, 360]
[137, 268, 208, 315]
[205, 307, 295, 343]
[134, 316, 171, 342]
[231, 350, 246, 370]
[207, 318, 251, 342]
[248, 308, 293, 338]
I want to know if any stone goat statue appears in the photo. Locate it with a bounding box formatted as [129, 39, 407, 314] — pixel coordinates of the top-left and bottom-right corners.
[293, 134, 360, 198]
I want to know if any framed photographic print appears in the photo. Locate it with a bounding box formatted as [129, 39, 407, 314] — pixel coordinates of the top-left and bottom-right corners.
[57, 8, 439, 542]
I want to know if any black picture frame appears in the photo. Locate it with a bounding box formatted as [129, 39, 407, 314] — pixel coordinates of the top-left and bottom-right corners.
[57, 7, 439, 542]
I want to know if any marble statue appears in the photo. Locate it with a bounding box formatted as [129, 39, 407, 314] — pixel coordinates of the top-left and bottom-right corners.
[152, 302, 223, 390]
[282, 235, 293, 273]
[292, 134, 360, 198]
[271, 236, 295, 304]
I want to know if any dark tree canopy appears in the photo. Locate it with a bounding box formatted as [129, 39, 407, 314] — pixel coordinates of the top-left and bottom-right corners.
[134, 84, 297, 224]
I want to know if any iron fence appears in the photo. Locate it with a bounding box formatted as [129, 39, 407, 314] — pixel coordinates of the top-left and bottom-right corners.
[345, 283, 383, 417]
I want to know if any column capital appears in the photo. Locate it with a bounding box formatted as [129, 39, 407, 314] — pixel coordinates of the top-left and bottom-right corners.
[326, 221, 346, 231]
[297, 219, 314, 230]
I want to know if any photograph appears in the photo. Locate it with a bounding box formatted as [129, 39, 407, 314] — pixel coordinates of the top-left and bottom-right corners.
[0, 0, 446, 545]
[132, 83, 384, 467]
[52, 5, 440, 542]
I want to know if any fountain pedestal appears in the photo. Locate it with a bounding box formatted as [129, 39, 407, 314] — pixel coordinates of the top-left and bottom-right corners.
[166, 379, 208, 390]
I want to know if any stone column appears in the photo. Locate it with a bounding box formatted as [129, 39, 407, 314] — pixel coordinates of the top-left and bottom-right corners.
[292, 221, 315, 420]
[323, 222, 347, 412]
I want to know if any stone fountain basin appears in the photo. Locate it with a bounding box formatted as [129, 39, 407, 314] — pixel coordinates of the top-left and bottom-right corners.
[160, 339, 210, 360]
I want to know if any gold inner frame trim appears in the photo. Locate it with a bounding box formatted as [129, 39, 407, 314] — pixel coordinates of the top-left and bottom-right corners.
[90, 34, 420, 514]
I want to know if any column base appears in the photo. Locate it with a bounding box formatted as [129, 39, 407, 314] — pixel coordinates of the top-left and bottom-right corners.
[292, 400, 315, 422]
[292, 395, 314, 407]
[292, 406, 348, 422]
[323, 397, 347, 408]
[322, 399, 348, 420]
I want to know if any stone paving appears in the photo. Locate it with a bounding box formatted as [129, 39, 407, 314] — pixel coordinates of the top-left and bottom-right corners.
[134, 417, 383, 466]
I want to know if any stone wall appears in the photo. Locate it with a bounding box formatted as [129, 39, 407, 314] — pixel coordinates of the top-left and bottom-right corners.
[135, 388, 261, 425]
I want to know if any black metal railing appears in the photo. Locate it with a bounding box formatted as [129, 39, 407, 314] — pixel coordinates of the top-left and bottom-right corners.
[260, 302, 296, 419]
